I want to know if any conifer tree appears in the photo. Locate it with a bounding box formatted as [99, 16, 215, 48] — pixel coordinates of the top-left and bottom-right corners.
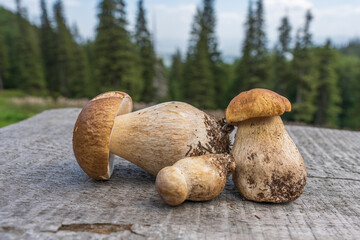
[13, 0, 45, 93]
[254, 0, 266, 58]
[0, 32, 9, 90]
[135, 0, 155, 102]
[291, 10, 318, 123]
[184, 7, 215, 109]
[53, 0, 90, 98]
[335, 55, 360, 130]
[95, 0, 143, 101]
[273, 15, 292, 96]
[202, 0, 224, 108]
[314, 40, 341, 127]
[40, 0, 58, 96]
[83, 40, 96, 94]
[70, 24, 92, 97]
[53, 0, 75, 97]
[233, 1, 255, 94]
[233, 0, 269, 95]
[183, 0, 221, 109]
[169, 49, 183, 100]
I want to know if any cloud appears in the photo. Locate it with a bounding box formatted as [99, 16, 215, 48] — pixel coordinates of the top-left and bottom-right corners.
[148, 3, 196, 52]
[64, 0, 82, 7]
[265, 0, 313, 11]
[217, 12, 243, 55]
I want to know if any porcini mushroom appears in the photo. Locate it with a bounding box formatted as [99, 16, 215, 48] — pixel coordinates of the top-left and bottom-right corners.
[73, 91, 232, 180]
[73, 91, 133, 180]
[155, 154, 235, 206]
[226, 89, 307, 203]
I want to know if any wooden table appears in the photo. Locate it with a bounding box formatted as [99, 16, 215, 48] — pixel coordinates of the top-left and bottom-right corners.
[0, 109, 359, 239]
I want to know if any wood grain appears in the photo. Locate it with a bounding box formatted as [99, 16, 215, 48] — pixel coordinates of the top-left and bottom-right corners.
[0, 109, 359, 239]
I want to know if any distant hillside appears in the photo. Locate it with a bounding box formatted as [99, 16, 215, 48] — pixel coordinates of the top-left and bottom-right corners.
[0, 7, 19, 38]
[338, 39, 360, 58]
[0, 7, 42, 89]
[0, 6, 40, 51]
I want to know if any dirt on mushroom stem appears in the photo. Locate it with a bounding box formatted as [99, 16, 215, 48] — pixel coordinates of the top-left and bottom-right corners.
[186, 116, 233, 157]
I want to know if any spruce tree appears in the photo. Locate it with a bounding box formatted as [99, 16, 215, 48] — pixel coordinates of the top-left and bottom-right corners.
[40, 0, 58, 97]
[168, 49, 183, 100]
[233, 0, 269, 95]
[0, 31, 9, 90]
[184, 7, 215, 109]
[233, 1, 255, 94]
[53, 0, 75, 97]
[254, 0, 266, 59]
[183, 0, 221, 109]
[273, 15, 292, 96]
[53, 0, 90, 98]
[135, 0, 155, 102]
[70, 24, 92, 98]
[13, 0, 45, 93]
[291, 10, 318, 123]
[314, 40, 341, 127]
[83, 40, 96, 94]
[203, 0, 225, 108]
[95, 0, 143, 101]
[335, 55, 360, 130]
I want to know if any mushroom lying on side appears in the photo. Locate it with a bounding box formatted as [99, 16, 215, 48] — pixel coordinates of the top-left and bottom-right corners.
[155, 154, 235, 206]
[226, 89, 307, 203]
[73, 91, 232, 180]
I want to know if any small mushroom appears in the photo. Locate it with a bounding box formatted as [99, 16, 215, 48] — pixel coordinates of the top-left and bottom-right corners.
[155, 154, 235, 206]
[226, 89, 307, 203]
[73, 91, 231, 180]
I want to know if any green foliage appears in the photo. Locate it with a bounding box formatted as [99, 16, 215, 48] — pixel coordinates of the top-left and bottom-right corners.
[335, 55, 360, 130]
[183, 0, 222, 109]
[233, 0, 269, 95]
[273, 16, 292, 96]
[290, 10, 318, 123]
[339, 39, 360, 58]
[168, 49, 183, 100]
[54, 0, 89, 98]
[314, 40, 341, 127]
[184, 7, 215, 109]
[95, 0, 143, 101]
[70, 25, 93, 98]
[0, 30, 9, 90]
[13, 0, 46, 94]
[40, 0, 58, 97]
[135, 0, 156, 102]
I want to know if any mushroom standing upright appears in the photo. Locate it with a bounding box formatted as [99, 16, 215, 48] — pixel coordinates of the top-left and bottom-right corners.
[73, 91, 232, 180]
[156, 154, 235, 206]
[226, 89, 307, 203]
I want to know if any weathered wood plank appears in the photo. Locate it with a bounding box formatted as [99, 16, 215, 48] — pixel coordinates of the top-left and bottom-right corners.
[0, 109, 359, 239]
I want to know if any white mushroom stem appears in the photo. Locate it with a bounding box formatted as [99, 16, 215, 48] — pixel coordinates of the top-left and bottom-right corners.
[109, 102, 231, 175]
[231, 116, 307, 203]
[155, 154, 235, 206]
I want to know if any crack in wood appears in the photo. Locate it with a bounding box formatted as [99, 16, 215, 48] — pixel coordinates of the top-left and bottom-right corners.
[57, 223, 145, 236]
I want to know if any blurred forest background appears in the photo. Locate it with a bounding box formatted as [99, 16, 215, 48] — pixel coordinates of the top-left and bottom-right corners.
[0, 0, 359, 130]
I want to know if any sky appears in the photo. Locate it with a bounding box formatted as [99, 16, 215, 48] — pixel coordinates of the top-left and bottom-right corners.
[1, 0, 360, 61]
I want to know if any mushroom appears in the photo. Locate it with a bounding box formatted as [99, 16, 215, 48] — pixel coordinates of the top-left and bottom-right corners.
[73, 91, 232, 180]
[155, 154, 235, 206]
[226, 89, 307, 203]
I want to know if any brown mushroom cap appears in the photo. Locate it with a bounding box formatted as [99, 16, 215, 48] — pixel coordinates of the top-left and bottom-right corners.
[225, 88, 291, 124]
[73, 91, 133, 180]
